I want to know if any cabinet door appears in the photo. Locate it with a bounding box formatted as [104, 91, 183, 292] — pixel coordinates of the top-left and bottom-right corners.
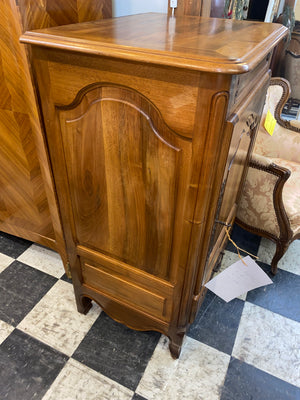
[57, 83, 193, 321]
[204, 75, 270, 283]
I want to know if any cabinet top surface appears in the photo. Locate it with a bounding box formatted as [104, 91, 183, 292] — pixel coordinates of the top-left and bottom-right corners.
[21, 13, 288, 74]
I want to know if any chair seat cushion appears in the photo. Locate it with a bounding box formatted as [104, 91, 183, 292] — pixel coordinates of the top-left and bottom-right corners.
[272, 158, 300, 235]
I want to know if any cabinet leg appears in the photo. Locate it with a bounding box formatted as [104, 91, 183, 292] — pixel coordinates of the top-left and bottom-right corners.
[76, 294, 92, 315]
[169, 331, 185, 359]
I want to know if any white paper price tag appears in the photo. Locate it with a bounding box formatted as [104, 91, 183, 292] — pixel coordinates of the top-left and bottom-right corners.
[205, 256, 273, 302]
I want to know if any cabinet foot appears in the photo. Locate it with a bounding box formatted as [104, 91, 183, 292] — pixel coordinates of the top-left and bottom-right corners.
[76, 295, 92, 315]
[169, 332, 185, 359]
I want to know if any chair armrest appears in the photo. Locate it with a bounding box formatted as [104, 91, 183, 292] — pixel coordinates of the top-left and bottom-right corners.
[237, 156, 291, 239]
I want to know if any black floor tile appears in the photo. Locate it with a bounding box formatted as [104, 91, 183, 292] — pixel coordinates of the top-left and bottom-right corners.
[0, 231, 32, 258]
[221, 357, 300, 400]
[72, 312, 160, 391]
[246, 262, 300, 322]
[0, 329, 68, 400]
[132, 394, 148, 400]
[60, 273, 72, 284]
[0, 260, 57, 326]
[188, 290, 245, 355]
[226, 224, 261, 256]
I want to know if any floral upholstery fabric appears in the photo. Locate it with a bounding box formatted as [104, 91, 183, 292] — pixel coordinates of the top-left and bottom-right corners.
[237, 78, 300, 267]
[254, 85, 300, 163]
[237, 160, 281, 236]
[290, 119, 300, 130]
[237, 157, 300, 237]
[272, 158, 300, 236]
[254, 124, 300, 163]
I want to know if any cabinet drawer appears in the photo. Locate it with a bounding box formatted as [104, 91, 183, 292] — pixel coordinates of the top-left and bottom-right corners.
[82, 261, 167, 318]
[78, 247, 174, 322]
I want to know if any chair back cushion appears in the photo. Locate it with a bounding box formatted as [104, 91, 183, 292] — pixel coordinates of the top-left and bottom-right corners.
[254, 80, 300, 163]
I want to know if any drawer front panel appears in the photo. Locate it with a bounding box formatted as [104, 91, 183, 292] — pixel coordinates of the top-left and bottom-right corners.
[82, 261, 168, 319]
[78, 245, 174, 322]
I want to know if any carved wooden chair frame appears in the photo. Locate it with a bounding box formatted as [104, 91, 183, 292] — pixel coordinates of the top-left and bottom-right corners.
[236, 77, 300, 274]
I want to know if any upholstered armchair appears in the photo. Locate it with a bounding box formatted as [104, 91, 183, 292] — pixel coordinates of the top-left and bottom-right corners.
[236, 77, 300, 274]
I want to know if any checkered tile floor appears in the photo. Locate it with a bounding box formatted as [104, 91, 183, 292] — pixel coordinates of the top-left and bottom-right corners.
[0, 225, 299, 400]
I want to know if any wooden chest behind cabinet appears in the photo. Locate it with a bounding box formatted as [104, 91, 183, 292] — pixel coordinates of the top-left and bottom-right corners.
[21, 13, 287, 358]
[0, 0, 111, 267]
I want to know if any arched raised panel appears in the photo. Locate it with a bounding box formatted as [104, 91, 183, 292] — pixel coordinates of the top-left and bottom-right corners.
[57, 84, 188, 279]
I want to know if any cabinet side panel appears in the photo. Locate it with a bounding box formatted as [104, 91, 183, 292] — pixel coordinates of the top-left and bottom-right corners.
[200, 73, 271, 287]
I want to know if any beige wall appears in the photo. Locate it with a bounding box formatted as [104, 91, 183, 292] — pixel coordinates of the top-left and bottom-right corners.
[295, 0, 300, 20]
[113, 0, 168, 17]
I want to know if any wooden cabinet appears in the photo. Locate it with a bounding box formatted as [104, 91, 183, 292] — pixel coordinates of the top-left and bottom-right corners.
[21, 14, 287, 357]
[0, 0, 111, 264]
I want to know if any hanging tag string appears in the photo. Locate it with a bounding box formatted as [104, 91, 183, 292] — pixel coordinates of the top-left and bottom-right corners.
[225, 227, 259, 266]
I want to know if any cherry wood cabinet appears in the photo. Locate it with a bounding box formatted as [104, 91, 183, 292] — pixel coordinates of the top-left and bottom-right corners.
[21, 13, 287, 357]
[0, 0, 111, 265]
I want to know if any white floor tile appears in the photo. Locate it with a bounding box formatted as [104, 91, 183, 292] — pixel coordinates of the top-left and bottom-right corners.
[232, 302, 300, 387]
[0, 253, 14, 273]
[136, 336, 230, 400]
[0, 320, 14, 344]
[219, 250, 241, 271]
[17, 280, 101, 356]
[42, 359, 133, 400]
[214, 250, 249, 301]
[17, 244, 65, 278]
[258, 238, 300, 275]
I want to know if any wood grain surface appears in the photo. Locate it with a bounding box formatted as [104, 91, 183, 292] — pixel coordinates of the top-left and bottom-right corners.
[21, 13, 288, 73]
[0, 0, 111, 257]
[0, 0, 55, 247]
[18, 0, 112, 31]
[24, 13, 286, 357]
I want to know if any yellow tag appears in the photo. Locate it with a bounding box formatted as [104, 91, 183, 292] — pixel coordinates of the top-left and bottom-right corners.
[264, 110, 276, 136]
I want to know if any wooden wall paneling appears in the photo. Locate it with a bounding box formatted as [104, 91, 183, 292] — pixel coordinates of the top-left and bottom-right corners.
[201, 0, 213, 16]
[0, 0, 112, 271]
[18, 0, 112, 31]
[0, 0, 57, 249]
[169, 0, 212, 17]
[169, 0, 203, 16]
